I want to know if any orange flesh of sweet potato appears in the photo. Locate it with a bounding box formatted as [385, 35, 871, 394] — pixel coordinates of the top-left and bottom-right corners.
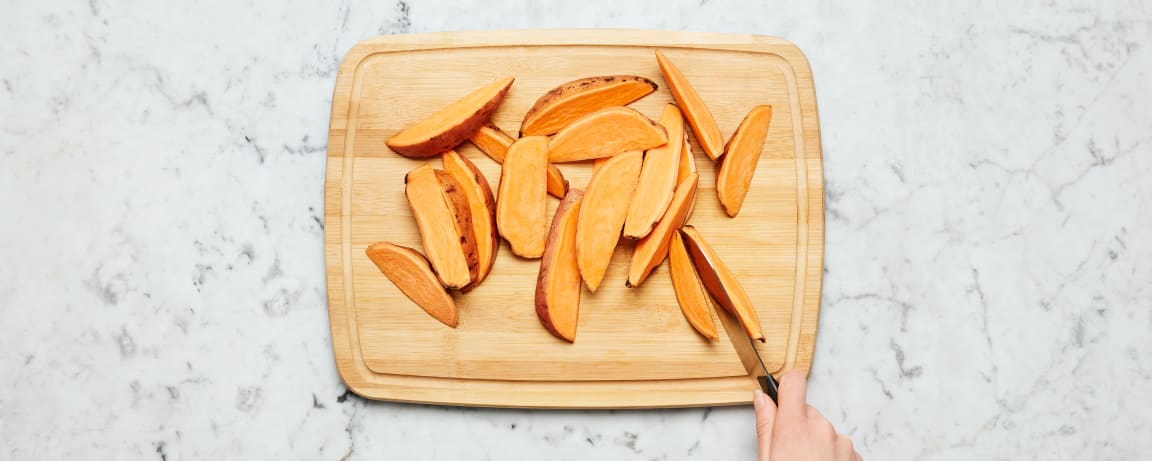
[365, 242, 458, 327]
[496, 136, 549, 258]
[468, 124, 570, 198]
[576, 151, 643, 292]
[547, 106, 668, 162]
[535, 189, 585, 342]
[386, 77, 514, 158]
[545, 163, 571, 199]
[521, 75, 658, 136]
[678, 130, 697, 183]
[626, 173, 699, 287]
[678, 130, 699, 220]
[677, 225, 765, 341]
[468, 124, 514, 162]
[654, 50, 724, 161]
[668, 231, 719, 341]
[716, 105, 773, 217]
[405, 164, 472, 289]
[434, 169, 481, 287]
[624, 104, 684, 239]
[442, 150, 498, 285]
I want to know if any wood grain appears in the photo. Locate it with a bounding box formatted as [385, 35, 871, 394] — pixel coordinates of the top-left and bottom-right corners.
[325, 30, 824, 408]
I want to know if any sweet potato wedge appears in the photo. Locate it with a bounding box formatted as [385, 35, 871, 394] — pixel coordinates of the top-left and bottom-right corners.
[548, 107, 668, 162]
[654, 50, 724, 160]
[468, 124, 570, 198]
[386, 77, 514, 157]
[678, 130, 699, 220]
[668, 231, 718, 341]
[434, 169, 481, 287]
[535, 189, 585, 342]
[496, 136, 549, 258]
[365, 242, 457, 328]
[521, 75, 658, 136]
[442, 150, 497, 286]
[678, 225, 764, 342]
[624, 104, 684, 239]
[576, 151, 643, 292]
[626, 173, 698, 287]
[716, 105, 773, 217]
[405, 164, 472, 289]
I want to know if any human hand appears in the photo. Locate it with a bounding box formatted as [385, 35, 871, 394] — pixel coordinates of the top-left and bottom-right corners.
[754, 369, 860, 461]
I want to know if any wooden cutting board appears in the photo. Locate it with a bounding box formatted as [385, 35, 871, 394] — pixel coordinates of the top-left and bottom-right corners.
[324, 30, 824, 408]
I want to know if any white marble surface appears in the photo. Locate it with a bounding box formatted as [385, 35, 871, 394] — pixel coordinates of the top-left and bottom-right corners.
[2, 0, 1151, 459]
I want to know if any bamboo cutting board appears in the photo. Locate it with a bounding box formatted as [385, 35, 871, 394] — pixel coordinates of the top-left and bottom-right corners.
[325, 30, 824, 408]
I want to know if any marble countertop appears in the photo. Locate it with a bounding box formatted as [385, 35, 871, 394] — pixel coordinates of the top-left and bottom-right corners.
[3, 1, 1150, 459]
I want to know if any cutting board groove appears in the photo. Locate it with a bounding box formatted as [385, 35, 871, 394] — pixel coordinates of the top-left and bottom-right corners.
[325, 30, 824, 408]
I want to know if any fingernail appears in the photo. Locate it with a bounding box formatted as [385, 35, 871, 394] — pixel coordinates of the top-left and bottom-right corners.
[753, 389, 766, 409]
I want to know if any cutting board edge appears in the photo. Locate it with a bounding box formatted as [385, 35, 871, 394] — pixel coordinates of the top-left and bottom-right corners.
[323, 29, 824, 408]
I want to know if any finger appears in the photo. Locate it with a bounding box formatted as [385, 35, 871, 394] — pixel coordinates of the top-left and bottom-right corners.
[855, 452, 863, 461]
[806, 404, 827, 422]
[753, 389, 776, 461]
[835, 434, 855, 461]
[776, 369, 808, 420]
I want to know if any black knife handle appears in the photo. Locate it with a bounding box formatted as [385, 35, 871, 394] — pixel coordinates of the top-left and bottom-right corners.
[757, 374, 779, 404]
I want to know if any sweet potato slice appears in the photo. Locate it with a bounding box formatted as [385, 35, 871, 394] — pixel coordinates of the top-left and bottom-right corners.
[668, 231, 718, 341]
[434, 169, 480, 287]
[521, 75, 658, 136]
[496, 136, 549, 258]
[544, 163, 571, 199]
[678, 130, 697, 184]
[678, 225, 764, 342]
[548, 107, 667, 162]
[468, 124, 569, 198]
[365, 242, 457, 328]
[386, 77, 514, 158]
[716, 105, 773, 217]
[405, 164, 472, 289]
[624, 104, 684, 239]
[626, 173, 698, 287]
[576, 151, 643, 292]
[442, 150, 497, 286]
[654, 50, 724, 160]
[678, 131, 699, 220]
[535, 189, 585, 342]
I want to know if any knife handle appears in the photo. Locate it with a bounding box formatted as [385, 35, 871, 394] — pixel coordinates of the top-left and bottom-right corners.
[757, 374, 779, 404]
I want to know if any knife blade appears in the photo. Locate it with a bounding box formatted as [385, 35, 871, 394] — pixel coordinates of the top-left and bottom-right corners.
[713, 293, 780, 404]
[751, 338, 780, 403]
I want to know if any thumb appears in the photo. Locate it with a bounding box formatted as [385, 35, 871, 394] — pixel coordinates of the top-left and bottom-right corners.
[754, 388, 776, 461]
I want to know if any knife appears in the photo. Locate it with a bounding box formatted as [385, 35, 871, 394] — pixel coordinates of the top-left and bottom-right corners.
[710, 290, 780, 404]
[676, 227, 780, 403]
[750, 338, 780, 404]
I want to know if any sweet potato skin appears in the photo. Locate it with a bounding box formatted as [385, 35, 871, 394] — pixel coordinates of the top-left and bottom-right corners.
[441, 151, 497, 287]
[535, 189, 585, 342]
[434, 169, 481, 288]
[405, 164, 472, 289]
[521, 75, 657, 136]
[387, 77, 514, 158]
